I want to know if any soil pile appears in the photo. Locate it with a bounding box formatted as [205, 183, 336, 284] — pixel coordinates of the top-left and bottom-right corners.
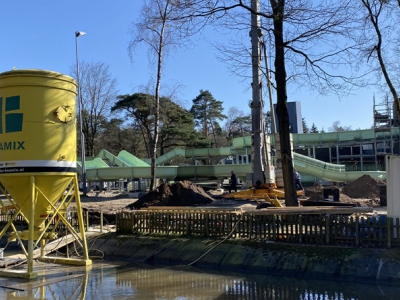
[303, 175, 385, 207]
[341, 174, 385, 199]
[305, 184, 324, 200]
[127, 180, 215, 210]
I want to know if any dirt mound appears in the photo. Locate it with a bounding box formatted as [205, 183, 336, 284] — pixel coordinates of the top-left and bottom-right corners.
[127, 180, 215, 209]
[304, 177, 384, 206]
[341, 175, 385, 199]
[305, 184, 324, 200]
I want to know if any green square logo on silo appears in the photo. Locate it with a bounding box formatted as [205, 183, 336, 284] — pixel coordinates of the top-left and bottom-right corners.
[0, 96, 23, 133]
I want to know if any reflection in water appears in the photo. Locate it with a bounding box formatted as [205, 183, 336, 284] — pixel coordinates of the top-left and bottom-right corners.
[112, 265, 399, 300]
[1, 272, 89, 299]
[1, 262, 399, 299]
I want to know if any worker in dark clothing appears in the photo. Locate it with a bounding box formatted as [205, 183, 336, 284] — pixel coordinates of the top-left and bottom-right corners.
[229, 170, 237, 193]
[294, 168, 304, 191]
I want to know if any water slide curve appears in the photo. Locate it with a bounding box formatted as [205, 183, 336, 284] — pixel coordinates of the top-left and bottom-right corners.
[79, 128, 396, 183]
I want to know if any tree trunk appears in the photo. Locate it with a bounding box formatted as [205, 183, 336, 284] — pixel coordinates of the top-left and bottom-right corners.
[271, 0, 298, 207]
[150, 11, 166, 190]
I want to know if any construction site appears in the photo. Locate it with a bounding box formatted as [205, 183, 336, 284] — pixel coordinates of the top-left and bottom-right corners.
[1, 66, 400, 285]
[1, 6, 400, 298]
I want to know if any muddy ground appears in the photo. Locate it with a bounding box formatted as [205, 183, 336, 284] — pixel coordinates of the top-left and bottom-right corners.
[70, 175, 386, 220]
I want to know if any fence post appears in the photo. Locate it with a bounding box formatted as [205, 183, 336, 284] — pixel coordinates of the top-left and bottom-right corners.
[272, 215, 277, 240]
[186, 213, 190, 236]
[149, 213, 152, 234]
[131, 212, 139, 233]
[298, 215, 302, 243]
[229, 213, 233, 239]
[248, 214, 253, 240]
[100, 208, 103, 233]
[116, 212, 119, 233]
[205, 213, 209, 237]
[166, 213, 170, 235]
[325, 216, 330, 244]
[355, 217, 359, 246]
[387, 217, 392, 249]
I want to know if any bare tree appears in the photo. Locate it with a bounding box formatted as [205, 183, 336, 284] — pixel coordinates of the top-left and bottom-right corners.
[357, 0, 400, 123]
[172, 0, 361, 206]
[129, 0, 175, 190]
[224, 107, 252, 144]
[71, 61, 118, 157]
[328, 121, 352, 132]
[129, 0, 198, 190]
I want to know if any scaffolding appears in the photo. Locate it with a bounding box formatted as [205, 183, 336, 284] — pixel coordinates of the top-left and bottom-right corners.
[374, 95, 394, 169]
[374, 95, 393, 131]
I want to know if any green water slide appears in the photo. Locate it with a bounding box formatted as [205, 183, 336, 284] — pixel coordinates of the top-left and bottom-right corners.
[230, 128, 399, 148]
[78, 128, 397, 182]
[293, 153, 386, 182]
[140, 147, 233, 165]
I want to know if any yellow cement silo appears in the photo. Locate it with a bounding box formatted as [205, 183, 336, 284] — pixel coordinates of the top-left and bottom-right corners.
[0, 69, 91, 278]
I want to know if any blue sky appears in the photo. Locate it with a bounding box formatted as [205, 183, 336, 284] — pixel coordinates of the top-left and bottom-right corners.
[0, 1, 376, 131]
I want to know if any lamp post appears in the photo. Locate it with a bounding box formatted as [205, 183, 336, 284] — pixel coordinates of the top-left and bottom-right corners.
[75, 31, 87, 196]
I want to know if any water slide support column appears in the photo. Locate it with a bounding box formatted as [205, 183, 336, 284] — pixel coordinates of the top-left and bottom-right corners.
[360, 142, 364, 171]
[336, 144, 340, 164]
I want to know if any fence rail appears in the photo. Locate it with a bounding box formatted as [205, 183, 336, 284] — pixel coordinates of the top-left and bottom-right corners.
[116, 207, 399, 248]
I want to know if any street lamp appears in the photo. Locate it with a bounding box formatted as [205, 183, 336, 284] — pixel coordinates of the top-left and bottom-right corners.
[75, 31, 87, 196]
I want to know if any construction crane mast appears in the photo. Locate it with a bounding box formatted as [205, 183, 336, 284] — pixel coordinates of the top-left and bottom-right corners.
[249, 0, 268, 186]
[223, 0, 304, 203]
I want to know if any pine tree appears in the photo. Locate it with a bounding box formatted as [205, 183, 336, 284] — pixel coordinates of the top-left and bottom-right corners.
[310, 123, 319, 133]
[190, 90, 227, 147]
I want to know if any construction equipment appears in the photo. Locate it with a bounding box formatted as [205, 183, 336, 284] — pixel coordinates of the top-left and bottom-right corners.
[221, 1, 302, 207]
[222, 182, 304, 207]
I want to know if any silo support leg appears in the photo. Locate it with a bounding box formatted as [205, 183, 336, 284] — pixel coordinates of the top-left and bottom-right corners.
[33, 184, 84, 250]
[40, 175, 92, 266]
[73, 175, 91, 263]
[28, 176, 38, 278]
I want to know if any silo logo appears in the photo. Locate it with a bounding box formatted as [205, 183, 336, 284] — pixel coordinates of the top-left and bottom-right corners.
[0, 95, 23, 133]
[0, 95, 25, 151]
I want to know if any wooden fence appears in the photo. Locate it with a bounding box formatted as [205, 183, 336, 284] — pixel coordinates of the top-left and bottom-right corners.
[2, 206, 398, 248]
[116, 207, 400, 248]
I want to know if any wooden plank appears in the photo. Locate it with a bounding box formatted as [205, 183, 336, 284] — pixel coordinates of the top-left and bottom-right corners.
[0, 199, 18, 210]
[0, 258, 25, 268]
[1, 231, 100, 266]
[140, 208, 243, 215]
[138, 206, 374, 215]
[300, 200, 357, 207]
[4, 235, 76, 261]
[149, 206, 240, 210]
[246, 206, 373, 215]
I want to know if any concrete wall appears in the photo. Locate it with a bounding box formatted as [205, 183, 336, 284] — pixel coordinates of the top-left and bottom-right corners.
[89, 234, 400, 284]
